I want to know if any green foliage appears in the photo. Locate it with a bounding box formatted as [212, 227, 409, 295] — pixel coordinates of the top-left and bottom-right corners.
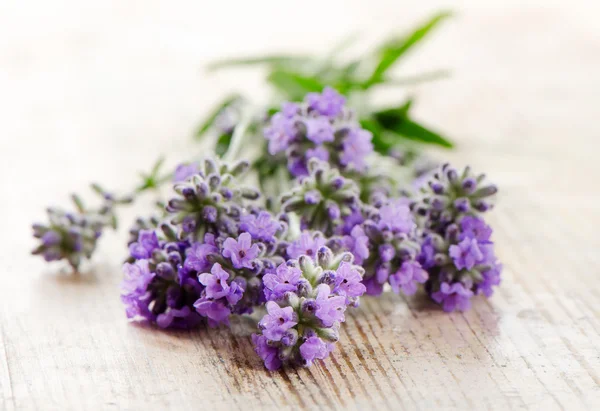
[200, 11, 454, 156]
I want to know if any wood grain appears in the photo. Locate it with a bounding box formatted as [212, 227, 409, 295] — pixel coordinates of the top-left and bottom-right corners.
[1, 1, 600, 409]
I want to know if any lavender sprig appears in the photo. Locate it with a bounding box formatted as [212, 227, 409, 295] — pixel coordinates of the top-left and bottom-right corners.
[166, 158, 259, 241]
[411, 163, 498, 232]
[281, 159, 360, 236]
[341, 194, 428, 296]
[32, 185, 133, 270]
[32, 157, 170, 271]
[121, 225, 203, 328]
[264, 87, 374, 178]
[413, 164, 502, 311]
[253, 246, 366, 370]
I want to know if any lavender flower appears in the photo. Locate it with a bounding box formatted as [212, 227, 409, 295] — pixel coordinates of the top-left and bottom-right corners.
[32, 186, 132, 270]
[120, 227, 203, 329]
[341, 196, 427, 296]
[173, 162, 201, 182]
[252, 246, 365, 370]
[264, 87, 373, 177]
[222, 233, 261, 269]
[239, 211, 283, 243]
[286, 231, 327, 259]
[262, 263, 302, 301]
[431, 282, 474, 312]
[412, 163, 498, 232]
[259, 301, 298, 341]
[194, 263, 244, 326]
[281, 159, 360, 236]
[191, 217, 287, 326]
[419, 216, 502, 312]
[127, 215, 160, 246]
[128, 230, 159, 259]
[166, 158, 259, 241]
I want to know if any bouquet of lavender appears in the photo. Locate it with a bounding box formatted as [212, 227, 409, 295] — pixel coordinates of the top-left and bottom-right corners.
[31, 12, 502, 371]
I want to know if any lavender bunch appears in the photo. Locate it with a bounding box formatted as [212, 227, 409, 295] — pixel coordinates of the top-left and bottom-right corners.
[252, 246, 366, 370]
[412, 164, 502, 311]
[265, 87, 374, 178]
[281, 159, 360, 236]
[32, 185, 132, 270]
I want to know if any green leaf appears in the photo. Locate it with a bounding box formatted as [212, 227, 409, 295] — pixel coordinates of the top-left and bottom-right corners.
[364, 11, 452, 88]
[215, 133, 233, 157]
[378, 117, 453, 148]
[267, 70, 326, 100]
[374, 100, 413, 126]
[206, 55, 311, 72]
[194, 94, 242, 140]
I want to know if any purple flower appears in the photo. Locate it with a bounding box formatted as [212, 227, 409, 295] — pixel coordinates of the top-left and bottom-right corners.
[388, 261, 428, 295]
[120, 260, 154, 321]
[460, 216, 493, 242]
[240, 212, 281, 242]
[173, 162, 200, 182]
[198, 263, 232, 300]
[304, 117, 334, 144]
[156, 306, 197, 329]
[287, 231, 326, 259]
[299, 336, 330, 366]
[264, 113, 296, 155]
[287, 157, 309, 177]
[339, 208, 365, 235]
[128, 229, 159, 259]
[259, 301, 298, 341]
[282, 102, 300, 117]
[478, 263, 502, 297]
[306, 146, 330, 162]
[449, 237, 484, 270]
[184, 234, 218, 272]
[222, 233, 260, 269]
[306, 87, 345, 117]
[343, 226, 370, 265]
[193, 299, 232, 327]
[378, 201, 415, 234]
[314, 284, 347, 326]
[340, 128, 373, 172]
[418, 235, 437, 269]
[252, 334, 282, 371]
[263, 263, 302, 301]
[333, 262, 366, 298]
[41, 230, 61, 247]
[431, 282, 474, 312]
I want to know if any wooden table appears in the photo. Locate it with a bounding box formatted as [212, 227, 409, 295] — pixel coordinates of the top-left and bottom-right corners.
[1, 1, 599, 409]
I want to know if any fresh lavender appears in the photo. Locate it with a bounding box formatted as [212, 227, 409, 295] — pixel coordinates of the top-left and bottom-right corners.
[341, 195, 428, 296]
[413, 164, 501, 311]
[264, 87, 374, 178]
[252, 246, 366, 370]
[166, 158, 259, 241]
[121, 225, 203, 328]
[419, 216, 502, 312]
[281, 159, 360, 236]
[190, 210, 288, 326]
[32, 185, 132, 270]
[412, 163, 497, 232]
